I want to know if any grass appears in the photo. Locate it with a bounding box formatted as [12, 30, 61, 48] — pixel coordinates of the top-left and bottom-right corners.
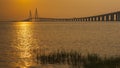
[36, 49, 120, 68]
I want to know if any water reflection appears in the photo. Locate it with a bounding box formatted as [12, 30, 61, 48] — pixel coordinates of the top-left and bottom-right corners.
[1, 22, 120, 68]
[13, 22, 35, 68]
[17, 22, 32, 58]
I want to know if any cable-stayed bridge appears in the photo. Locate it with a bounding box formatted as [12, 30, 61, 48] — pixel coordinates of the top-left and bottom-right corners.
[22, 9, 120, 22]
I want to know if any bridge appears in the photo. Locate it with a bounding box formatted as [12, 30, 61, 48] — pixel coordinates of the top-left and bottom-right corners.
[22, 8, 120, 22]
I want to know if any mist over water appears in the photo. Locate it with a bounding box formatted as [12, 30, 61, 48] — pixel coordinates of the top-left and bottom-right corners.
[0, 22, 120, 68]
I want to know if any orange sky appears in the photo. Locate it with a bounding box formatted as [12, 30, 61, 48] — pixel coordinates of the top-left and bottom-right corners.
[0, 0, 120, 21]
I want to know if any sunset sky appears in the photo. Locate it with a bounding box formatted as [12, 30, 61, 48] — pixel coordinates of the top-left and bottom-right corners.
[0, 0, 120, 21]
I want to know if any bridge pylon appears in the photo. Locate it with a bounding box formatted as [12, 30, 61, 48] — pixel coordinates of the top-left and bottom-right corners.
[29, 10, 32, 21]
[35, 8, 39, 21]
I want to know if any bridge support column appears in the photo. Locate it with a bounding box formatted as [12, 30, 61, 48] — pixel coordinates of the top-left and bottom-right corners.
[85, 18, 87, 21]
[114, 13, 117, 21]
[98, 17, 100, 21]
[88, 17, 90, 21]
[111, 14, 114, 21]
[91, 17, 93, 21]
[73, 18, 76, 21]
[85, 18, 86, 21]
[84, 18, 86, 21]
[83, 18, 84, 21]
[102, 16, 105, 21]
[94, 17, 96, 21]
[80, 18, 82, 21]
[79, 18, 81, 21]
[82, 18, 84, 21]
[75, 18, 77, 21]
[76, 18, 79, 21]
[96, 17, 98, 21]
[81, 18, 83, 22]
[79, 18, 81, 22]
[74, 18, 76, 21]
[106, 15, 109, 21]
[83, 18, 85, 21]
[77, 18, 79, 21]
[86, 18, 88, 21]
[93, 17, 95, 21]
[117, 12, 120, 21]
[81, 18, 82, 22]
[87, 18, 88, 21]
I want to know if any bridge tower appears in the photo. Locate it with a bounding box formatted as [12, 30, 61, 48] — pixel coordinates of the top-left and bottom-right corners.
[35, 8, 39, 21]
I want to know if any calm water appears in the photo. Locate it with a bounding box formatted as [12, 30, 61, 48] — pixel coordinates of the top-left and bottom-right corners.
[0, 22, 120, 68]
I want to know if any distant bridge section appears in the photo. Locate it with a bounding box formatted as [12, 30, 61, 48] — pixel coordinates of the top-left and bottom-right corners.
[73, 11, 120, 22]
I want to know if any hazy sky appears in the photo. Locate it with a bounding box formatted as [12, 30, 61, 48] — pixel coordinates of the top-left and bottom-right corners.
[0, 0, 120, 21]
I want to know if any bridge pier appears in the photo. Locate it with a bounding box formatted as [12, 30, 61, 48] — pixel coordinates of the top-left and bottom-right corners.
[74, 18, 76, 21]
[86, 18, 88, 21]
[82, 18, 84, 21]
[110, 14, 114, 21]
[98, 16, 100, 21]
[92, 17, 94, 21]
[95, 16, 98, 21]
[76, 18, 79, 21]
[88, 17, 90, 21]
[81, 18, 83, 22]
[101, 16, 104, 21]
[83, 18, 85, 21]
[85, 18, 87, 21]
[80, 18, 82, 21]
[117, 12, 120, 21]
[94, 17, 96, 21]
[84, 18, 86, 21]
[114, 13, 117, 21]
[106, 15, 109, 21]
[78, 18, 80, 21]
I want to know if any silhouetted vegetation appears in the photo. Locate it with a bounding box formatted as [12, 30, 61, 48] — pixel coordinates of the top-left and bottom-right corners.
[36, 50, 120, 68]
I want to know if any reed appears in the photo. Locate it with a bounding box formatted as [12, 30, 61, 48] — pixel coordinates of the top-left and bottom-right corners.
[36, 49, 120, 68]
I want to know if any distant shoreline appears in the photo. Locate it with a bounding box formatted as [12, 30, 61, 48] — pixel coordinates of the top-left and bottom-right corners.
[0, 21, 18, 22]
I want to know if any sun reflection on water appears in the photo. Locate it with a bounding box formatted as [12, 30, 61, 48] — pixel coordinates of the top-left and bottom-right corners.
[17, 22, 32, 58]
[14, 22, 36, 68]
